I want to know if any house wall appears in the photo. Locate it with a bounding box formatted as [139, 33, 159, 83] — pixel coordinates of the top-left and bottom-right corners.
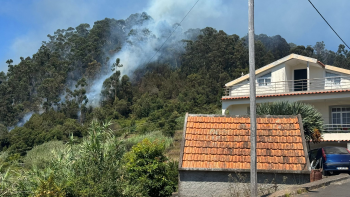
[229, 63, 287, 96]
[303, 101, 330, 124]
[229, 62, 330, 97]
[271, 63, 286, 82]
[178, 171, 310, 197]
[325, 69, 350, 90]
[303, 99, 350, 124]
[285, 62, 325, 91]
[226, 104, 249, 116]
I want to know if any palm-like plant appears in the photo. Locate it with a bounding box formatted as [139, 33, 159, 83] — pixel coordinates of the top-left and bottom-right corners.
[256, 101, 323, 143]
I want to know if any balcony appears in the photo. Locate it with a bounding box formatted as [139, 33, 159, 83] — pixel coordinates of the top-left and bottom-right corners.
[324, 124, 350, 133]
[223, 76, 350, 98]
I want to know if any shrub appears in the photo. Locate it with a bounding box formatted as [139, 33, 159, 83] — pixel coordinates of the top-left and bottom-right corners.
[23, 141, 65, 169]
[123, 131, 173, 151]
[122, 139, 177, 197]
[257, 101, 323, 142]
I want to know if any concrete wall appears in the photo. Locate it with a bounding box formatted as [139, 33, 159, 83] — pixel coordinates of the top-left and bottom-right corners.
[303, 99, 350, 124]
[229, 64, 287, 97]
[303, 101, 330, 124]
[229, 62, 330, 96]
[226, 104, 249, 116]
[285, 62, 325, 91]
[178, 171, 310, 197]
[324, 69, 350, 90]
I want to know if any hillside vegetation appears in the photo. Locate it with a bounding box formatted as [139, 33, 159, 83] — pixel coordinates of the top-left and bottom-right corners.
[1, 12, 350, 196]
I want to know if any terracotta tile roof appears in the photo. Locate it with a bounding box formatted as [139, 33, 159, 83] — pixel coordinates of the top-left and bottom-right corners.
[221, 89, 350, 100]
[179, 114, 310, 173]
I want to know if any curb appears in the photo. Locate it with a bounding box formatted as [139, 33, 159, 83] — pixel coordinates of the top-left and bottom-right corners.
[268, 173, 350, 197]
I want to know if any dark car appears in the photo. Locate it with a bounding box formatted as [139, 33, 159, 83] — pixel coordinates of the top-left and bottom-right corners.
[309, 146, 350, 176]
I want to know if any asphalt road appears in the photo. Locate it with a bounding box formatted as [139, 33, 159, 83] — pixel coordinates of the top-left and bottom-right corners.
[296, 178, 350, 197]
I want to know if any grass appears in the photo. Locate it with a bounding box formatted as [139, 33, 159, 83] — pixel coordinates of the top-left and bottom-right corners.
[23, 141, 66, 169]
[123, 130, 174, 150]
[165, 130, 183, 161]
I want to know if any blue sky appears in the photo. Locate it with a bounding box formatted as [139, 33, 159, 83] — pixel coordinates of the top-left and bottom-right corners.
[1, 0, 350, 72]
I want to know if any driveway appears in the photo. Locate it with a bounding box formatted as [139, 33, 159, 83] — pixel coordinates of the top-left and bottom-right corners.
[296, 178, 350, 197]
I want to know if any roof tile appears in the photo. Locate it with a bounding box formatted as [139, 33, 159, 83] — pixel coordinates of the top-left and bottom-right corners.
[181, 115, 307, 172]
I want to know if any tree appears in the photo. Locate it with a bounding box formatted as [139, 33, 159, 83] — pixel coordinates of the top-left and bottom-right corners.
[111, 58, 123, 101]
[290, 45, 314, 57]
[0, 124, 9, 151]
[38, 79, 59, 110]
[65, 78, 88, 123]
[256, 101, 323, 143]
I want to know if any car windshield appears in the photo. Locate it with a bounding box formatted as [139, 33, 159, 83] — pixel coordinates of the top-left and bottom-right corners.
[323, 147, 349, 154]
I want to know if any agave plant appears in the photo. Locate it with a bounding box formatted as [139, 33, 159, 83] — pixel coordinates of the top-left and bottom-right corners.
[256, 101, 323, 143]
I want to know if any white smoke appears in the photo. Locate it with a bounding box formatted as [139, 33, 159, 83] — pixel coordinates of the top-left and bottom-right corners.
[16, 112, 34, 127]
[86, 73, 111, 107]
[146, 0, 224, 28]
[8, 111, 35, 130]
[85, 0, 226, 106]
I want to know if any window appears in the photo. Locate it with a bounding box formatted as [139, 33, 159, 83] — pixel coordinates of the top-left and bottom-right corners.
[331, 107, 350, 125]
[257, 72, 271, 86]
[326, 72, 341, 86]
[323, 147, 349, 155]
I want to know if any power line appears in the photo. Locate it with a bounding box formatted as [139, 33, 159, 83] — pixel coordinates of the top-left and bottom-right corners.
[145, 0, 200, 65]
[307, 0, 350, 50]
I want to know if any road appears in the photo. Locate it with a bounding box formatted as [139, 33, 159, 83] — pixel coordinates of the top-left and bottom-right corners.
[296, 178, 350, 197]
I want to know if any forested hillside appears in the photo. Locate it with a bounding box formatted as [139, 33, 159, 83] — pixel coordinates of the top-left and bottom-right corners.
[1, 12, 350, 196]
[1, 12, 350, 155]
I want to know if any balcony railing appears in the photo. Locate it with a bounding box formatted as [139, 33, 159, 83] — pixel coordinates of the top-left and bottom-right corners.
[324, 124, 350, 133]
[223, 76, 350, 98]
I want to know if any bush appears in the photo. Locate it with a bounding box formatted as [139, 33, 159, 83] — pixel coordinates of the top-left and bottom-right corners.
[123, 131, 173, 151]
[122, 139, 177, 197]
[23, 141, 65, 169]
[257, 101, 324, 142]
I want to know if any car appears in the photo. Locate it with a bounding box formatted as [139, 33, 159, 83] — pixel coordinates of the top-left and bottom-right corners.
[309, 146, 350, 176]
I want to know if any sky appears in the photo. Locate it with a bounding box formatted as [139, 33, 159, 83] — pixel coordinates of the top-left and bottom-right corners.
[1, 0, 350, 72]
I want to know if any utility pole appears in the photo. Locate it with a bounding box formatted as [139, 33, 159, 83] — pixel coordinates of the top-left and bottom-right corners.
[248, 0, 257, 196]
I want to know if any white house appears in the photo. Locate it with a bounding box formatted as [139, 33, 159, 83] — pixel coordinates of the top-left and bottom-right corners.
[222, 54, 350, 150]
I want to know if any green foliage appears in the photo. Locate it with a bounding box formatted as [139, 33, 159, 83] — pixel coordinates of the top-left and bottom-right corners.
[2, 12, 350, 196]
[34, 174, 66, 197]
[0, 121, 127, 196]
[23, 141, 65, 169]
[122, 139, 176, 197]
[256, 101, 324, 142]
[2, 111, 86, 155]
[124, 130, 173, 151]
[0, 124, 8, 151]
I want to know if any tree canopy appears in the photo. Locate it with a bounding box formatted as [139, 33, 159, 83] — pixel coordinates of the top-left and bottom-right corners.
[1, 12, 349, 153]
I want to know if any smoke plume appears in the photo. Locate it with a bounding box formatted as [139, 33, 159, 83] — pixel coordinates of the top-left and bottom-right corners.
[86, 0, 225, 106]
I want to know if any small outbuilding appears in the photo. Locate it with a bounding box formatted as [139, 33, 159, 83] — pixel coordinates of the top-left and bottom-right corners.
[178, 114, 311, 197]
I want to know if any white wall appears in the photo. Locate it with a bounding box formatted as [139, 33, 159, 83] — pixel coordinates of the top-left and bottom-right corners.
[229, 63, 287, 96]
[223, 95, 350, 121]
[303, 101, 330, 124]
[304, 99, 350, 124]
[324, 69, 350, 90]
[271, 63, 286, 82]
[226, 104, 249, 115]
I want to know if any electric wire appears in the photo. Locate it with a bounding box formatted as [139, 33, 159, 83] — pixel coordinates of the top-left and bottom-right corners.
[307, 0, 350, 50]
[145, 0, 200, 65]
